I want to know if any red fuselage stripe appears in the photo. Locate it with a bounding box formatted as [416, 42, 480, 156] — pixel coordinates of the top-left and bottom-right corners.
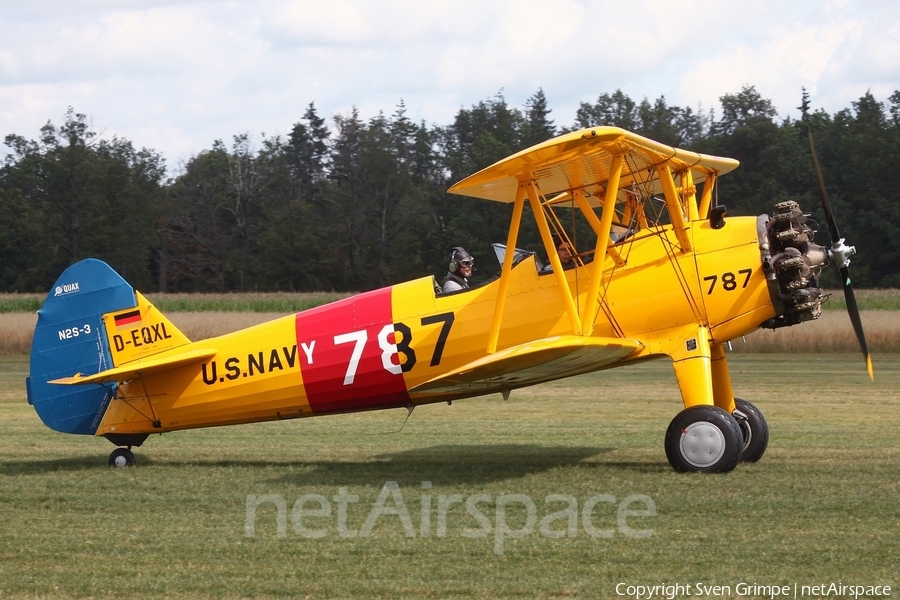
[295, 286, 410, 415]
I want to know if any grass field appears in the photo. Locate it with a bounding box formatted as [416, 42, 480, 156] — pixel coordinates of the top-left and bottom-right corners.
[1, 353, 897, 599]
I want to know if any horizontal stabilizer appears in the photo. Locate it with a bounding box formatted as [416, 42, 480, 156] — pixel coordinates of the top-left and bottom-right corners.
[50, 348, 216, 386]
[410, 335, 642, 397]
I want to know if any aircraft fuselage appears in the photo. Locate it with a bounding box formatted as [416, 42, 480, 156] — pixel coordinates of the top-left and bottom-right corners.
[97, 215, 774, 437]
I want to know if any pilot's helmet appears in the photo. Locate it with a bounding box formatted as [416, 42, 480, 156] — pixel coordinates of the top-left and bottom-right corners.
[449, 247, 474, 274]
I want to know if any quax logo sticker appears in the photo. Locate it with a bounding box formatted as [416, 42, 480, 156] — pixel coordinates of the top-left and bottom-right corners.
[54, 282, 80, 296]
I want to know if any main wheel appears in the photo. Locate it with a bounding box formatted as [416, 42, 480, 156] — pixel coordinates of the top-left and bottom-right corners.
[733, 398, 769, 463]
[665, 405, 743, 473]
[109, 448, 135, 467]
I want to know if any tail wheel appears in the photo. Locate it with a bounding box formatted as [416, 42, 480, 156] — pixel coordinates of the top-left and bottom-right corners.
[109, 448, 135, 467]
[665, 405, 742, 473]
[733, 398, 769, 463]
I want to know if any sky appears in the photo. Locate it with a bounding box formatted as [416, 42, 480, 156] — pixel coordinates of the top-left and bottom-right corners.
[1, 0, 898, 170]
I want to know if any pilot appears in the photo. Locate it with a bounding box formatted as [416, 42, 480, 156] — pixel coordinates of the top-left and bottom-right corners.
[442, 247, 474, 293]
[541, 236, 576, 272]
[557, 239, 575, 267]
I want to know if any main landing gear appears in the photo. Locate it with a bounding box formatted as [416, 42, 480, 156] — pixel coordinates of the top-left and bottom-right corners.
[665, 332, 770, 472]
[664, 399, 769, 473]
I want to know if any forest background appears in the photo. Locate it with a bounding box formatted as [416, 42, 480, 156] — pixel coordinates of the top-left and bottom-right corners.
[2, 85, 899, 294]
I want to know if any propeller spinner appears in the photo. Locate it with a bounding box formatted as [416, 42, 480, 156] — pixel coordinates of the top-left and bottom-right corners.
[807, 128, 874, 380]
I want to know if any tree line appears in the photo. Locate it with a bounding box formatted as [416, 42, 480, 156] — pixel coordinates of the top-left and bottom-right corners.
[2, 86, 899, 293]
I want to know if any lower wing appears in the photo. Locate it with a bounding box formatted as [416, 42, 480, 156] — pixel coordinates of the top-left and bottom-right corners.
[409, 335, 643, 398]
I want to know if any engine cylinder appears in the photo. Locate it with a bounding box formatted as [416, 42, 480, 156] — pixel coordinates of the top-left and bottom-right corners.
[758, 201, 828, 328]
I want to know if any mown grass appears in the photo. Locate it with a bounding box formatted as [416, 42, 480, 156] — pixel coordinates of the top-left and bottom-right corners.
[1, 353, 897, 598]
[3, 289, 900, 313]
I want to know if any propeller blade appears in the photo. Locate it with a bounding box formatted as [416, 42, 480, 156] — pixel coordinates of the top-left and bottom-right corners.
[840, 267, 874, 380]
[808, 128, 841, 244]
[808, 128, 873, 380]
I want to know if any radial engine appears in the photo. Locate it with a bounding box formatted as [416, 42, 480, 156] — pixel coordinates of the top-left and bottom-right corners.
[758, 200, 835, 328]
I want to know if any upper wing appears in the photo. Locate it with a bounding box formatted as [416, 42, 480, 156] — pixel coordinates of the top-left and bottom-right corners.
[448, 126, 739, 203]
[409, 335, 642, 398]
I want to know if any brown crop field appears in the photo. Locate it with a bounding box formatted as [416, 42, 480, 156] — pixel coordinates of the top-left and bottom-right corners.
[0, 312, 287, 355]
[3, 309, 900, 355]
[729, 309, 900, 353]
[3, 288, 900, 313]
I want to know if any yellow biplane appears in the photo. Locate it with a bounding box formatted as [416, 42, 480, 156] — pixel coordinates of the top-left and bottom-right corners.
[27, 127, 871, 472]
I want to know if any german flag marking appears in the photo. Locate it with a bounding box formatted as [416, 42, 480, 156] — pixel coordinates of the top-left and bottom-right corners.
[114, 310, 142, 329]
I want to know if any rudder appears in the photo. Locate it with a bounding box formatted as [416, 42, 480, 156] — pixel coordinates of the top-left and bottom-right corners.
[27, 259, 190, 435]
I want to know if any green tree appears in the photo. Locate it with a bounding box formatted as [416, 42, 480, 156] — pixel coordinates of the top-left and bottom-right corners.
[247, 103, 335, 291]
[435, 93, 534, 274]
[0, 107, 165, 291]
[287, 103, 330, 201]
[636, 96, 679, 145]
[698, 86, 782, 217]
[160, 143, 234, 291]
[317, 105, 444, 290]
[522, 89, 557, 148]
[807, 91, 900, 287]
[6, 89, 900, 293]
[223, 133, 283, 290]
[438, 91, 525, 180]
[714, 85, 778, 135]
[574, 89, 638, 130]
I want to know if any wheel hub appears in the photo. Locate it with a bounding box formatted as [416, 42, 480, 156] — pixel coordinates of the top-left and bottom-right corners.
[679, 422, 726, 468]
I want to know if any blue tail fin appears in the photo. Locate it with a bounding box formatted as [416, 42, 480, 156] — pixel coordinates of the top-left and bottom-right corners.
[27, 259, 137, 435]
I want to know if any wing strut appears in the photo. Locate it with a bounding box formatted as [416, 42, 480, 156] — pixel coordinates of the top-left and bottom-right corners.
[580, 152, 624, 334]
[486, 183, 527, 354]
[682, 168, 699, 221]
[697, 172, 717, 219]
[655, 162, 692, 252]
[526, 181, 583, 335]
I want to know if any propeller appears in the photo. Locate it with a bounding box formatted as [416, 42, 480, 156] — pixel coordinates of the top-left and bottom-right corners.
[807, 128, 874, 380]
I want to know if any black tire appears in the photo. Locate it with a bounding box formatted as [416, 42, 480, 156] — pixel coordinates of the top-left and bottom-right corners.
[733, 398, 769, 463]
[665, 405, 743, 473]
[109, 448, 135, 467]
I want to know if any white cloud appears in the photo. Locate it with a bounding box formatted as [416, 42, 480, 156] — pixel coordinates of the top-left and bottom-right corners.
[676, 20, 853, 115]
[817, 1, 900, 105]
[1, 0, 898, 167]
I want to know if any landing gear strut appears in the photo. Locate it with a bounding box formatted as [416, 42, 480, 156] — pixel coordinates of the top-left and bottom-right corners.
[665, 405, 743, 473]
[109, 447, 135, 467]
